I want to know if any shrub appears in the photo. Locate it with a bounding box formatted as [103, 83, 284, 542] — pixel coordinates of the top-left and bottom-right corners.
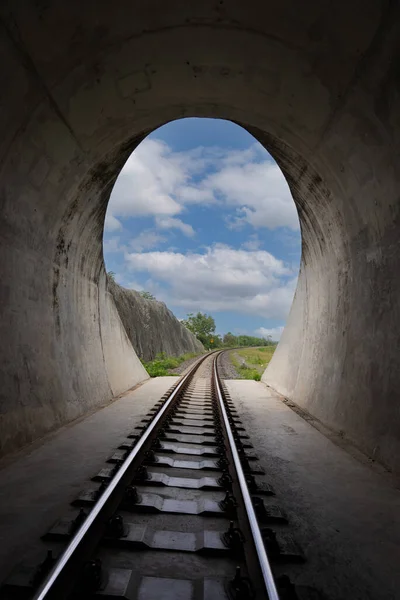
[238, 366, 261, 381]
[142, 351, 203, 377]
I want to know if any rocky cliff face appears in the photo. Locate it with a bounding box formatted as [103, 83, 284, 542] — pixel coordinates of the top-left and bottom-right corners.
[109, 280, 204, 361]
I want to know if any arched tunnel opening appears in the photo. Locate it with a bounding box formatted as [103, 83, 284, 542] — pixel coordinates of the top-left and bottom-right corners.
[0, 2, 399, 599]
[102, 117, 301, 364]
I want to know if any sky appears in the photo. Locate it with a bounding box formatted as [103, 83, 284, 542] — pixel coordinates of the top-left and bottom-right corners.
[103, 118, 301, 341]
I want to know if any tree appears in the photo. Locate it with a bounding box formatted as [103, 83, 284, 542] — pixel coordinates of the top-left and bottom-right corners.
[140, 291, 156, 300]
[182, 312, 216, 347]
[212, 334, 223, 348]
[223, 332, 237, 347]
[107, 271, 116, 282]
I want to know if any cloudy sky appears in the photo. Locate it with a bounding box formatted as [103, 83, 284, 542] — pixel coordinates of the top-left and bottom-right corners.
[103, 118, 300, 341]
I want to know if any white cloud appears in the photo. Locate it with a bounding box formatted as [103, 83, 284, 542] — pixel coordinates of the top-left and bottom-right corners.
[103, 237, 123, 253]
[107, 139, 183, 219]
[105, 138, 299, 234]
[104, 135, 300, 324]
[155, 217, 195, 237]
[242, 234, 262, 251]
[130, 230, 167, 252]
[124, 244, 297, 318]
[104, 214, 122, 232]
[203, 159, 298, 230]
[126, 280, 144, 291]
[256, 325, 285, 341]
[106, 139, 216, 222]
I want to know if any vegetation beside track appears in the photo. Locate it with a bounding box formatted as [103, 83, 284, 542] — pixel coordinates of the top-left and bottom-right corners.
[230, 346, 277, 381]
[141, 352, 202, 376]
[143, 345, 278, 378]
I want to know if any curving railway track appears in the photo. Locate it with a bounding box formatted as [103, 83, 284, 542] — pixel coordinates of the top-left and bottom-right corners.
[2, 351, 308, 600]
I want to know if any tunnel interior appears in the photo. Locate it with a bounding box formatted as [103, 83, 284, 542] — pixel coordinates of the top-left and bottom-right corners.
[1, 1, 400, 475]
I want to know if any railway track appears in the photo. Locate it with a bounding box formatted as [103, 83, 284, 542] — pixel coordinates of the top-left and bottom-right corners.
[2, 351, 309, 600]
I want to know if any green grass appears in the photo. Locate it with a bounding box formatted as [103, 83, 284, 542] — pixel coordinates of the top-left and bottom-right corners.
[230, 346, 277, 381]
[142, 352, 201, 377]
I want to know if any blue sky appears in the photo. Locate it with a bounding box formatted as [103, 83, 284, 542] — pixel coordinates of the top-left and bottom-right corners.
[103, 118, 301, 340]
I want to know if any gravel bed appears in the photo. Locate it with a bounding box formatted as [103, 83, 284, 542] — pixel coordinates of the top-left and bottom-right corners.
[168, 354, 204, 376]
[169, 350, 242, 379]
[217, 350, 242, 379]
[194, 354, 213, 378]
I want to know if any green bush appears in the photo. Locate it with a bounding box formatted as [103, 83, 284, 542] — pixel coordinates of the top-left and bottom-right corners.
[180, 352, 199, 361]
[145, 363, 169, 377]
[238, 366, 261, 381]
[142, 351, 203, 377]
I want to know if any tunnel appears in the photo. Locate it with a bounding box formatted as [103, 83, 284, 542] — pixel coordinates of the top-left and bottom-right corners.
[1, 0, 400, 478]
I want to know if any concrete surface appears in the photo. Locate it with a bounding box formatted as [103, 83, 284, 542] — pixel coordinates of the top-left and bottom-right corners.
[226, 380, 400, 600]
[0, 376, 178, 582]
[0, 1, 400, 473]
[109, 280, 204, 361]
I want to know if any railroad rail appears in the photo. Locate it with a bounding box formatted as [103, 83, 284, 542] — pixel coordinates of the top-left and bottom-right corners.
[2, 351, 306, 600]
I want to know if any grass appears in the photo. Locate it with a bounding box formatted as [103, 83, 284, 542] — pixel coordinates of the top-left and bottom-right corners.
[142, 352, 201, 377]
[143, 346, 277, 379]
[230, 346, 277, 381]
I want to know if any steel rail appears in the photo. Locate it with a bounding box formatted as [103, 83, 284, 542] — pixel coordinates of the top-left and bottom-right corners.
[33, 352, 213, 600]
[213, 355, 280, 600]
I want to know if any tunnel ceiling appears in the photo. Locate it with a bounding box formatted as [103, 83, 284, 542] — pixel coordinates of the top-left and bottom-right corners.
[0, 1, 400, 473]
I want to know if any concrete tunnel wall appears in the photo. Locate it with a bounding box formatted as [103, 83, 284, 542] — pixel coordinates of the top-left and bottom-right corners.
[0, 1, 400, 472]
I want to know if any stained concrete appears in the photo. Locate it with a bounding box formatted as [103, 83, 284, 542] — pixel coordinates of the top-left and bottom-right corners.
[225, 380, 400, 600]
[0, 1, 400, 471]
[109, 280, 204, 361]
[0, 377, 177, 582]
